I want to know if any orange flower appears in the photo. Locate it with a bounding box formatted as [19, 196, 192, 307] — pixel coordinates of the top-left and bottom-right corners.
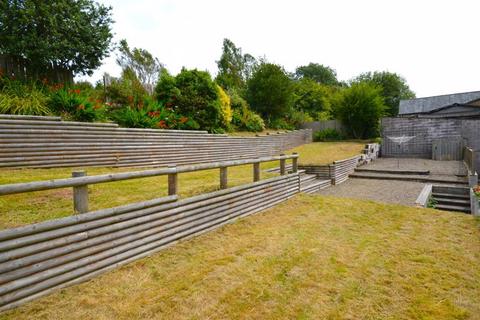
[157, 120, 167, 128]
[180, 116, 188, 124]
[77, 105, 85, 110]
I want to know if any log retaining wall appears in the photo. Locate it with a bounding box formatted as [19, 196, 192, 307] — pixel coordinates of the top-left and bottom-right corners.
[0, 173, 300, 311]
[0, 115, 312, 168]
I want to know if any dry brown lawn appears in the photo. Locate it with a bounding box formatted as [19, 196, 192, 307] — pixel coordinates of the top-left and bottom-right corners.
[2, 195, 479, 319]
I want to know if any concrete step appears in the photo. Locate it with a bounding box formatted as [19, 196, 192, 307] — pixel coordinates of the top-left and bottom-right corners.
[432, 192, 470, 201]
[354, 168, 430, 175]
[434, 197, 470, 206]
[349, 172, 468, 185]
[300, 179, 331, 194]
[432, 186, 469, 195]
[435, 204, 470, 213]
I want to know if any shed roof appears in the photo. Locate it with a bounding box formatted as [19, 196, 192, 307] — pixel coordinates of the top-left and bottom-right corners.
[399, 90, 480, 115]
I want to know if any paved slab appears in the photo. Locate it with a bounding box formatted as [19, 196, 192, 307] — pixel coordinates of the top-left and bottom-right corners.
[364, 158, 466, 176]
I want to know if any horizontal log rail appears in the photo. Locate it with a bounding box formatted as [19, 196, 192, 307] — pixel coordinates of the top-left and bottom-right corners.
[0, 153, 299, 214]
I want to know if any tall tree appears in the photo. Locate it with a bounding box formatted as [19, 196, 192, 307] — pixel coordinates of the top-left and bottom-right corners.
[216, 38, 257, 90]
[292, 78, 333, 120]
[116, 39, 164, 94]
[295, 63, 338, 86]
[0, 0, 114, 77]
[246, 63, 293, 121]
[353, 71, 415, 116]
[333, 82, 386, 139]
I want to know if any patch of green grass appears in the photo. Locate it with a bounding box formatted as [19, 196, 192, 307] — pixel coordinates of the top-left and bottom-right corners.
[0, 141, 366, 229]
[288, 141, 367, 165]
[0, 163, 279, 229]
[2, 195, 479, 319]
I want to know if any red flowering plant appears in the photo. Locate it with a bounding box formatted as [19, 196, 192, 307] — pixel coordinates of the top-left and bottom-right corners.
[49, 87, 107, 122]
[112, 99, 199, 130]
[474, 185, 480, 198]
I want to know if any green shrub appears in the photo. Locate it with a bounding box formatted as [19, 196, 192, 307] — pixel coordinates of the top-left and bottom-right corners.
[105, 69, 148, 109]
[313, 128, 345, 141]
[229, 90, 264, 132]
[111, 100, 199, 130]
[49, 88, 106, 122]
[269, 118, 294, 130]
[155, 68, 224, 132]
[0, 79, 51, 115]
[286, 109, 313, 128]
[333, 82, 386, 139]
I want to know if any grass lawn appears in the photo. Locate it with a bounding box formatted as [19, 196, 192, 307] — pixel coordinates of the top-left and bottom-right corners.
[289, 141, 367, 166]
[2, 194, 479, 319]
[0, 141, 366, 229]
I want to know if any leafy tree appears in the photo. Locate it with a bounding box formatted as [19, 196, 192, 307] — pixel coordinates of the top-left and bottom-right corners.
[295, 63, 338, 86]
[333, 82, 386, 139]
[246, 63, 293, 122]
[155, 68, 224, 132]
[353, 71, 415, 116]
[216, 38, 257, 90]
[292, 78, 332, 120]
[0, 0, 114, 77]
[116, 39, 164, 94]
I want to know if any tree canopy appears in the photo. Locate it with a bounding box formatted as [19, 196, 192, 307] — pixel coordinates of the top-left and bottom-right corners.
[0, 0, 114, 76]
[216, 38, 257, 90]
[116, 39, 164, 94]
[295, 63, 338, 86]
[353, 71, 415, 116]
[333, 82, 386, 139]
[246, 63, 293, 122]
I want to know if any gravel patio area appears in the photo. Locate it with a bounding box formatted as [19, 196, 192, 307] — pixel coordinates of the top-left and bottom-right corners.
[315, 178, 426, 206]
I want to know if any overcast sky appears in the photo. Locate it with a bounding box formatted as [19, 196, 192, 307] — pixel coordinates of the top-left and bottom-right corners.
[85, 0, 480, 98]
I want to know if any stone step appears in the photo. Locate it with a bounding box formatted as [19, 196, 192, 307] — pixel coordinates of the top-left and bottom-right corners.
[354, 168, 430, 175]
[349, 172, 468, 185]
[435, 204, 470, 213]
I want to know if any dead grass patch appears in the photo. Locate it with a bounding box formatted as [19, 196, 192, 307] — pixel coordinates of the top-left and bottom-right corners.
[2, 195, 479, 319]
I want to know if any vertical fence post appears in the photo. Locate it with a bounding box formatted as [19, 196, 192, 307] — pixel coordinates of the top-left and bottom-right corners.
[168, 165, 178, 196]
[292, 152, 298, 173]
[253, 162, 260, 182]
[220, 166, 228, 189]
[280, 154, 286, 175]
[72, 171, 88, 214]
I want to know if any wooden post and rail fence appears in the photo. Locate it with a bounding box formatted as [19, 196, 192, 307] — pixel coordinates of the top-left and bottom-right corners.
[0, 154, 299, 215]
[0, 154, 300, 311]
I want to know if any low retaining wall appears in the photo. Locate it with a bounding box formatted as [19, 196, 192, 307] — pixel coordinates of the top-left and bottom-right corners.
[0, 173, 300, 311]
[0, 115, 312, 168]
[299, 143, 379, 185]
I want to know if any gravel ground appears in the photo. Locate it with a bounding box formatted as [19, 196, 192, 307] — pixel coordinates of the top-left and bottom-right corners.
[365, 158, 466, 175]
[315, 178, 426, 206]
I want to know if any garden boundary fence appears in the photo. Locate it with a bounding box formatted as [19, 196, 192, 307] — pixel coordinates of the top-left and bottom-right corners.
[0, 154, 299, 311]
[0, 115, 312, 169]
[0, 55, 73, 83]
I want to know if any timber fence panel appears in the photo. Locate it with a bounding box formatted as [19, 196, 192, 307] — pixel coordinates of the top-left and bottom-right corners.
[0, 173, 300, 311]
